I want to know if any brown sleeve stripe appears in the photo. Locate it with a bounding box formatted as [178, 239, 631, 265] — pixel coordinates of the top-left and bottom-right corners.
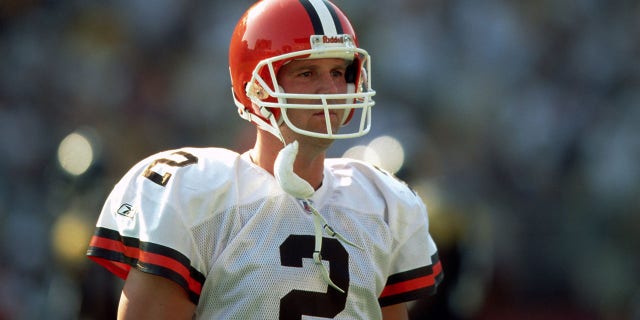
[86, 227, 205, 304]
[378, 253, 443, 306]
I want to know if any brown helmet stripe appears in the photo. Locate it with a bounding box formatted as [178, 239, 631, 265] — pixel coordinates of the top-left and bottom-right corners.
[299, 0, 344, 35]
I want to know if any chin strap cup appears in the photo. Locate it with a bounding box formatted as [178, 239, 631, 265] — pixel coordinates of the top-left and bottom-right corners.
[274, 141, 315, 199]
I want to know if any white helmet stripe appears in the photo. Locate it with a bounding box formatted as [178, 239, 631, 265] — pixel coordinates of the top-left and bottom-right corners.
[300, 0, 342, 35]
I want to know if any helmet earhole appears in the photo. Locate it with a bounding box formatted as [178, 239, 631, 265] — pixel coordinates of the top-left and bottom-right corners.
[345, 63, 357, 83]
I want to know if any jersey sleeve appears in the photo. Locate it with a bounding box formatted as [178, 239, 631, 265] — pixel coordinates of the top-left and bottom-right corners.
[376, 173, 443, 307]
[86, 149, 209, 304]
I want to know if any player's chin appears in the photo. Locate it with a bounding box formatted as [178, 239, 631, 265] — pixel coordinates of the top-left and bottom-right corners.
[304, 134, 337, 148]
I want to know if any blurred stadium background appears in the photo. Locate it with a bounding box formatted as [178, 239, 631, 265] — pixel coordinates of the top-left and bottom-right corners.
[1, 0, 638, 319]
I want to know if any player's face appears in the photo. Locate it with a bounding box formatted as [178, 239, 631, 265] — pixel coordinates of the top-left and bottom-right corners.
[276, 58, 349, 138]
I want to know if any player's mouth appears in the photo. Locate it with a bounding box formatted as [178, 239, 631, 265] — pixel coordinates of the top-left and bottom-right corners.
[313, 110, 338, 118]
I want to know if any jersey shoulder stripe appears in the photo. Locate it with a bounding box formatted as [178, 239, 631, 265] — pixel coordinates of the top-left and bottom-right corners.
[378, 253, 443, 306]
[87, 227, 206, 304]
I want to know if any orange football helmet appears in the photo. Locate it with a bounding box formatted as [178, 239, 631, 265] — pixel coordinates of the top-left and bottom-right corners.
[229, 0, 375, 140]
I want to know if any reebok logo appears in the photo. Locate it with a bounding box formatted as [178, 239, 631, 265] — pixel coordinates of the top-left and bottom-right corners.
[117, 203, 135, 218]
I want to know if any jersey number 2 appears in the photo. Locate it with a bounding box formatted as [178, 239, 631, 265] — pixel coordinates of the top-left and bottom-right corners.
[142, 151, 198, 186]
[279, 235, 349, 320]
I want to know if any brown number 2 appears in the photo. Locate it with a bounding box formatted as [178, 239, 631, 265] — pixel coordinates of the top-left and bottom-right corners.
[142, 151, 198, 187]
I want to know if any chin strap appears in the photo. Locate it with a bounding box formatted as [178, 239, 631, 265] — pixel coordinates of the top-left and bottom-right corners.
[301, 199, 363, 293]
[274, 141, 362, 293]
[237, 105, 285, 143]
[234, 86, 285, 143]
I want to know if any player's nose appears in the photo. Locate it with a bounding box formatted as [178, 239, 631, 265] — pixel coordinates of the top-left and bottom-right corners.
[316, 72, 341, 94]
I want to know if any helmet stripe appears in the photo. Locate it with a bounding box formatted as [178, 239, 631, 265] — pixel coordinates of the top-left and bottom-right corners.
[299, 0, 343, 35]
[321, 0, 344, 34]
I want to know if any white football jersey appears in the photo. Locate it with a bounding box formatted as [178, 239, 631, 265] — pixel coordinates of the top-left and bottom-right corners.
[87, 147, 442, 319]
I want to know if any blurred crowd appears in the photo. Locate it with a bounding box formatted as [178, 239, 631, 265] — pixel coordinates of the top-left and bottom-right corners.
[1, 0, 638, 319]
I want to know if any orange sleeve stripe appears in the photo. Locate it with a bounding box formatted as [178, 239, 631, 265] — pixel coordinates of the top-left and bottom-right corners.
[379, 260, 442, 298]
[89, 234, 203, 295]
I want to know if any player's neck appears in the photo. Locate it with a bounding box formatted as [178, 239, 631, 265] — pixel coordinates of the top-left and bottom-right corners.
[252, 130, 326, 190]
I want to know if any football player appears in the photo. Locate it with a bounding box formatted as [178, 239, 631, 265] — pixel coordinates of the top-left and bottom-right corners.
[87, 0, 442, 319]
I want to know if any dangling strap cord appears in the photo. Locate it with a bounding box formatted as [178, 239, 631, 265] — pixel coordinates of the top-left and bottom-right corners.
[302, 200, 363, 293]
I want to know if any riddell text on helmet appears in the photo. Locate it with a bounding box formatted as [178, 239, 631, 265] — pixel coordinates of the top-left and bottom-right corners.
[323, 35, 345, 44]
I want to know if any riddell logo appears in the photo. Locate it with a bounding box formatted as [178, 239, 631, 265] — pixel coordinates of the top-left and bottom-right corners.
[323, 36, 344, 44]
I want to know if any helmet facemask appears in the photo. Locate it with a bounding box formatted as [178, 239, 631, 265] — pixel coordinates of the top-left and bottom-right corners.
[234, 34, 375, 142]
